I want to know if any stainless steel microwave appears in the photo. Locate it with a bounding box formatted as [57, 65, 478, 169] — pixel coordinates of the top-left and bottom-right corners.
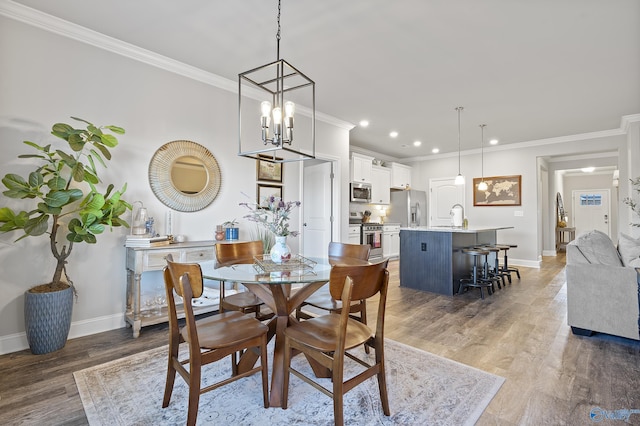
[350, 182, 372, 203]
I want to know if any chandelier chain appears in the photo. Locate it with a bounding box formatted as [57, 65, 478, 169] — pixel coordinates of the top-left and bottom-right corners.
[276, 0, 281, 60]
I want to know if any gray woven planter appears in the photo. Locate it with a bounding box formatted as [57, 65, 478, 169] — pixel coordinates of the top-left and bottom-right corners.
[24, 285, 74, 355]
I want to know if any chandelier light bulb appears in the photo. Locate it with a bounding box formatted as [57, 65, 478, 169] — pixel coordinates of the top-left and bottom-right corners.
[261, 101, 272, 118]
[478, 180, 488, 191]
[272, 107, 282, 125]
[284, 101, 295, 118]
[455, 174, 465, 185]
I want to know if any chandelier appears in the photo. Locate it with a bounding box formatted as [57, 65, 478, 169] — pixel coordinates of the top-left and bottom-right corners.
[238, 0, 316, 163]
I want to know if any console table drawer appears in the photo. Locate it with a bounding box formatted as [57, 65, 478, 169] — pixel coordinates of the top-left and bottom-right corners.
[184, 248, 215, 262]
[144, 250, 181, 270]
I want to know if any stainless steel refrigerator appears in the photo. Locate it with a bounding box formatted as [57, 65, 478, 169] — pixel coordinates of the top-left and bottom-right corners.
[388, 190, 428, 227]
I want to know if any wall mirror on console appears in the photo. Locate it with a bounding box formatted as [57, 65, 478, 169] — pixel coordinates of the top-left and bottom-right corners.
[148, 140, 222, 212]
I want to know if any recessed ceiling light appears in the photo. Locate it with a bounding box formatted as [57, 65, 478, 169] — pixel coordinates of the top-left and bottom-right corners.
[413, 141, 422, 147]
[432, 148, 439, 154]
[359, 120, 369, 127]
[489, 139, 498, 145]
[581, 167, 595, 173]
[389, 131, 398, 138]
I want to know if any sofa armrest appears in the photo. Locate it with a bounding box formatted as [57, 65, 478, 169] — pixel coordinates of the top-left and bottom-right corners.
[566, 263, 639, 340]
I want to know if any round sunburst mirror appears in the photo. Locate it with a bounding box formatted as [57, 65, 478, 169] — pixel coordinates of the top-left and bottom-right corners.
[148, 140, 221, 212]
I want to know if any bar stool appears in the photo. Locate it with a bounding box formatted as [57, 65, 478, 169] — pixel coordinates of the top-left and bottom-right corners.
[473, 246, 502, 291]
[477, 245, 510, 288]
[496, 244, 520, 281]
[459, 248, 493, 299]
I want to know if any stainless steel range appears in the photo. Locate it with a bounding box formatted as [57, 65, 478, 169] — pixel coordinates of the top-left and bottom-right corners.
[361, 223, 383, 260]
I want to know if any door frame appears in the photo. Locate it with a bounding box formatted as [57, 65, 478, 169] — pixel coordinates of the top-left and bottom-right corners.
[571, 188, 611, 237]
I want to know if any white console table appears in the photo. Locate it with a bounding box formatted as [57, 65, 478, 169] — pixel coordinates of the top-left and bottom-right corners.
[125, 240, 217, 337]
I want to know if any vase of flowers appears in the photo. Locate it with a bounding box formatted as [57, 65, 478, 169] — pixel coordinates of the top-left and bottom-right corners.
[270, 235, 292, 263]
[240, 196, 300, 263]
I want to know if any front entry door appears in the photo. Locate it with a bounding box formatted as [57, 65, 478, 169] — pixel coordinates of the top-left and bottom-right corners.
[572, 189, 611, 237]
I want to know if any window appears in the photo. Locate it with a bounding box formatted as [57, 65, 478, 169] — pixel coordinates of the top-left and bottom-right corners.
[579, 194, 602, 206]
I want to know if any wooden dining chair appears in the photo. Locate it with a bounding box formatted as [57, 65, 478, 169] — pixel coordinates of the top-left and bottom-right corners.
[215, 240, 272, 320]
[295, 242, 370, 323]
[282, 259, 390, 426]
[163, 255, 269, 426]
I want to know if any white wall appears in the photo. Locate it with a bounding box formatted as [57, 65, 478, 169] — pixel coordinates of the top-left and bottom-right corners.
[0, 16, 350, 353]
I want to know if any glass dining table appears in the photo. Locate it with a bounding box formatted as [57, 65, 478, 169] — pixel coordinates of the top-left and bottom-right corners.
[201, 256, 358, 408]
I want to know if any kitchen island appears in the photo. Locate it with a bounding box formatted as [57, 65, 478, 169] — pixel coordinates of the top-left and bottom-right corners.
[399, 226, 513, 296]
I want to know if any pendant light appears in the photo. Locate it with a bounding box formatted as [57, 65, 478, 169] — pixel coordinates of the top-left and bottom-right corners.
[477, 124, 488, 191]
[454, 106, 465, 185]
[238, 0, 316, 163]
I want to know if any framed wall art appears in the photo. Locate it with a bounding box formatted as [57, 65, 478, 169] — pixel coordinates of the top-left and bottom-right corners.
[256, 155, 283, 183]
[473, 175, 522, 206]
[257, 183, 283, 206]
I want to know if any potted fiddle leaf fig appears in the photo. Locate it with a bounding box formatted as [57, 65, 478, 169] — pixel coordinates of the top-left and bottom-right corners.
[0, 117, 131, 354]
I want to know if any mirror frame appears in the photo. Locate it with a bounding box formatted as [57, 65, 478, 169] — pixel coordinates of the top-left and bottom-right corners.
[148, 140, 222, 212]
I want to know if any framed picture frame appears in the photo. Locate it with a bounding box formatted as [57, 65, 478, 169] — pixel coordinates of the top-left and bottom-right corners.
[473, 175, 522, 206]
[257, 183, 283, 206]
[256, 155, 283, 183]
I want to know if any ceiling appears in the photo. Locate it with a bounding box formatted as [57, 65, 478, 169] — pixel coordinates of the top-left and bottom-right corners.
[9, 0, 640, 159]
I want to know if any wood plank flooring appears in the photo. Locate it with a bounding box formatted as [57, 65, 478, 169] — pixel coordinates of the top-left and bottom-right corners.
[1, 254, 639, 425]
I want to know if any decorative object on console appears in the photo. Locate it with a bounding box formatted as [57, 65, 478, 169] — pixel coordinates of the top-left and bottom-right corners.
[477, 124, 488, 191]
[0, 117, 130, 354]
[454, 106, 465, 186]
[215, 225, 225, 241]
[148, 140, 221, 212]
[473, 175, 522, 206]
[223, 219, 239, 241]
[238, 0, 315, 163]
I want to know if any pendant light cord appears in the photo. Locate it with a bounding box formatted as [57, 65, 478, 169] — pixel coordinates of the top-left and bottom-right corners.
[480, 124, 486, 180]
[456, 106, 463, 174]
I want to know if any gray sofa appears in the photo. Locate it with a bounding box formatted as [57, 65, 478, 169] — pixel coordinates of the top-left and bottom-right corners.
[566, 230, 640, 340]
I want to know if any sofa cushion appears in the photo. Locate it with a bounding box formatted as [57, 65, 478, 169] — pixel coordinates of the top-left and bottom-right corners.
[618, 233, 640, 267]
[574, 230, 623, 266]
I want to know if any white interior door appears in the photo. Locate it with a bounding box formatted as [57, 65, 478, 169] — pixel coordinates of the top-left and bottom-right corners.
[302, 161, 333, 258]
[429, 178, 465, 226]
[572, 189, 611, 237]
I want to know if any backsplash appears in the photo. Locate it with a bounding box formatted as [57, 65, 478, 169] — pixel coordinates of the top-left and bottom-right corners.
[349, 203, 389, 223]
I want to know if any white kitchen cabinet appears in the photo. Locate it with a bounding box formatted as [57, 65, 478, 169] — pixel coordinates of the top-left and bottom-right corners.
[390, 162, 412, 189]
[371, 165, 390, 204]
[382, 224, 400, 259]
[348, 224, 361, 244]
[350, 152, 374, 183]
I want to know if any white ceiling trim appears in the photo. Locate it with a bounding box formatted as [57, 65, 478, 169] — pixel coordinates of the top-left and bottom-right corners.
[0, 0, 354, 131]
[403, 123, 633, 163]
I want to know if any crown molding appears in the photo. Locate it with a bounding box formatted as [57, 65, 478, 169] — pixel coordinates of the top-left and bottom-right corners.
[0, 0, 354, 131]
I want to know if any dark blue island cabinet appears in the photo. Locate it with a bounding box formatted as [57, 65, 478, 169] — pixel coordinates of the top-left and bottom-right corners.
[399, 227, 508, 296]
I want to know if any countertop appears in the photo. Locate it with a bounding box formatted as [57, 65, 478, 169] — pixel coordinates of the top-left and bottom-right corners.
[400, 226, 513, 233]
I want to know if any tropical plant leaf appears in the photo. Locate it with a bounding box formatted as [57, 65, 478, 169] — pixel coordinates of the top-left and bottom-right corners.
[100, 134, 118, 148]
[104, 125, 125, 134]
[24, 215, 49, 236]
[89, 149, 107, 168]
[47, 176, 66, 191]
[44, 191, 71, 208]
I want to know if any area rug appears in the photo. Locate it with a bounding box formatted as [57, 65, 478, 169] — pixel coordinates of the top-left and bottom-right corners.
[74, 339, 504, 425]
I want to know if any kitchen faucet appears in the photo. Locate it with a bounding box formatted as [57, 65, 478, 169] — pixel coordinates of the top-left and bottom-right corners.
[450, 203, 464, 227]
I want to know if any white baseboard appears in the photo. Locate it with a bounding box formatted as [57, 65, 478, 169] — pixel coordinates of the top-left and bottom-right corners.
[509, 258, 541, 268]
[0, 313, 125, 355]
[542, 249, 558, 257]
